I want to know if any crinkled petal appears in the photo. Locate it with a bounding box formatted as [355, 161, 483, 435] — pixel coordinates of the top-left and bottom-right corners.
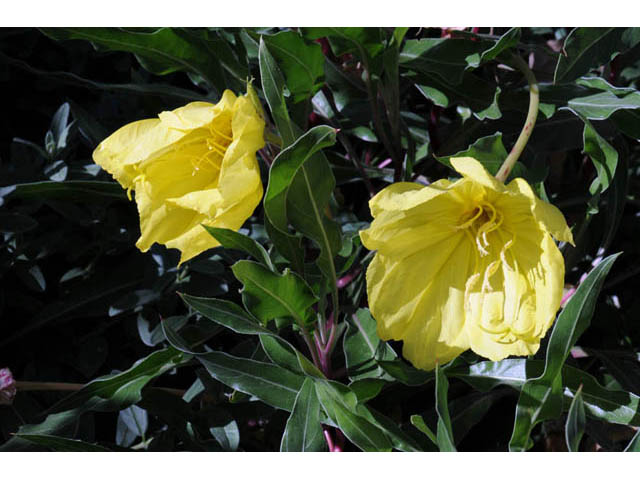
[158, 93, 236, 131]
[507, 177, 574, 245]
[465, 226, 565, 361]
[93, 118, 184, 188]
[366, 232, 471, 370]
[360, 179, 464, 259]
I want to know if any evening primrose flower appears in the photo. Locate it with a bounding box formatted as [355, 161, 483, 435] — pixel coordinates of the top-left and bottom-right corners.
[360, 157, 574, 371]
[0, 368, 16, 405]
[93, 90, 265, 264]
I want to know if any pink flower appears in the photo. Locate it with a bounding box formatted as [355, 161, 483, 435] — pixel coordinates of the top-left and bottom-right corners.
[0, 368, 16, 405]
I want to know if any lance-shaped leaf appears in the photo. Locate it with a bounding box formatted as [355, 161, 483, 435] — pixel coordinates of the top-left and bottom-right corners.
[48, 348, 187, 413]
[203, 226, 273, 270]
[625, 430, 640, 452]
[263, 31, 325, 103]
[566, 91, 640, 120]
[580, 114, 619, 194]
[231, 260, 318, 326]
[179, 294, 321, 377]
[40, 27, 225, 90]
[400, 37, 492, 84]
[565, 385, 586, 452]
[259, 38, 296, 146]
[554, 27, 640, 84]
[281, 378, 326, 452]
[264, 125, 337, 233]
[314, 379, 392, 452]
[450, 359, 640, 428]
[343, 308, 397, 381]
[466, 27, 521, 68]
[13, 434, 112, 452]
[508, 253, 619, 451]
[435, 364, 456, 452]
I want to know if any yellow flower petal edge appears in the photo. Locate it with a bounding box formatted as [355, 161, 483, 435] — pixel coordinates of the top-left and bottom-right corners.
[360, 157, 573, 371]
[93, 90, 265, 264]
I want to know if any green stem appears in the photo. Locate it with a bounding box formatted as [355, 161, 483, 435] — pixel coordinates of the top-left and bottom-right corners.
[495, 53, 539, 183]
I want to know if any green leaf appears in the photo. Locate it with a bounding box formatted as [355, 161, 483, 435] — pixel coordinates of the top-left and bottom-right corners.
[413, 72, 497, 114]
[400, 38, 491, 84]
[343, 308, 397, 381]
[259, 38, 296, 146]
[314, 379, 392, 452]
[49, 348, 187, 413]
[3, 180, 126, 201]
[449, 359, 640, 428]
[410, 414, 438, 447]
[202, 226, 274, 270]
[181, 294, 274, 336]
[437, 133, 529, 180]
[15, 434, 112, 452]
[40, 27, 225, 90]
[179, 294, 321, 377]
[264, 125, 337, 234]
[435, 364, 456, 452]
[302, 27, 384, 59]
[566, 91, 640, 120]
[565, 385, 586, 452]
[280, 378, 326, 451]
[377, 357, 433, 386]
[198, 350, 304, 411]
[580, 115, 619, 194]
[263, 31, 325, 102]
[624, 430, 640, 452]
[554, 27, 640, 84]
[508, 254, 619, 451]
[231, 260, 318, 326]
[466, 27, 521, 68]
[0, 409, 82, 452]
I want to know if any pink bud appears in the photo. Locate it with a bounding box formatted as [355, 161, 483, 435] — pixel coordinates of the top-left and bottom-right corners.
[0, 368, 16, 405]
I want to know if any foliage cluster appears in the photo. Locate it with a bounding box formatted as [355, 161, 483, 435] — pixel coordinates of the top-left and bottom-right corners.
[2, 27, 640, 451]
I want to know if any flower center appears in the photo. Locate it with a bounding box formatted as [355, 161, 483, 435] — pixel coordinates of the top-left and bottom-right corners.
[190, 122, 233, 176]
[457, 202, 504, 256]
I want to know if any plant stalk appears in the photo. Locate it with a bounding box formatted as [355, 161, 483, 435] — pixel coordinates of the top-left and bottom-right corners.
[495, 53, 539, 183]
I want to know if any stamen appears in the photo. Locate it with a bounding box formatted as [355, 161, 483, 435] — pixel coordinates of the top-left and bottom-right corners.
[210, 123, 233, 141]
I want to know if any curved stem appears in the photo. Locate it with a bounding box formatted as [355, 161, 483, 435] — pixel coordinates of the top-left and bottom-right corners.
[495, 53, 539, 183]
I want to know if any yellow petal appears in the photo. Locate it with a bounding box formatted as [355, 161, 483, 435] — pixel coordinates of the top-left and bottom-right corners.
[366, 231, 471, 370]
[92, 118, 183, 188]
[360, 179, 463, 259]
[158, 93, 236, 131]
[450, 157, 504, 192]
[507, 177, 574, 245]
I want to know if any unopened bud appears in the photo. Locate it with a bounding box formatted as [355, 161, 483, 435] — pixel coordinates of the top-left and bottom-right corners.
[0, 368, 16, 405]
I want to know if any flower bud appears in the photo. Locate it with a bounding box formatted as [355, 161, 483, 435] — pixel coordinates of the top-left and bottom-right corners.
[0, 368, 16, 405]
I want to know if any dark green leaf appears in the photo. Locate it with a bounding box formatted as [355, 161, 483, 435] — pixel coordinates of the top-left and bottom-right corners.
[280, 378, 325, 451]
[565, 385, 586, 451]
[343, 308, 396, 381]
[49, 348, 187, 413]
[566, 91, 640, 120]
[410, 414, 438, 447]
[0, 409, 82, 452]
[314, 379, 392, 452]
[302, 27, 384, 59]
[377, 357, 433, 386]
[509, 254, 619, 451]
[435, 364, 456, 452]
[466, 27, 521, 68]
[203, 226, 273, 270]
[580, 115, 619, 193]
[41, 27, 224, 89]
[400, 38, 491, 84]
[14, 434, 111, 452]
[198, 350, 304, 411]
[263, 31, 324, 102]
[4, 180, 126, 201]
[437, 132, 528, 180]
[554, 27, 640, 84]
[231, 260, 318, 326]
[0, 213, 38, 233]
[259, 38, 296, 146]
[624, 430, 640, 452]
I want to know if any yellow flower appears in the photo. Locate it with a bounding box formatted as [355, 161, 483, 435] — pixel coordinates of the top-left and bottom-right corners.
[93, 90, 265, 264]
[360, 157, 574, 371]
